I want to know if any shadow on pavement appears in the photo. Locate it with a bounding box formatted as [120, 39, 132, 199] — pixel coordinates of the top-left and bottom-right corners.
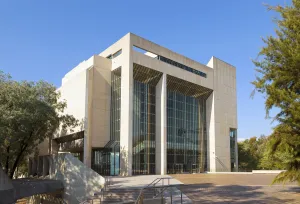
[180, 183, 298, 203]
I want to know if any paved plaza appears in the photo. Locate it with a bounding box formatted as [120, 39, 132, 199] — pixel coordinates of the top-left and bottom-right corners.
[172, 174, 300, 203]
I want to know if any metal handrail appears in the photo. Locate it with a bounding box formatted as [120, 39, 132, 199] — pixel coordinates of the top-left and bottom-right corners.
[135, 177, 172, 204]
[153, 184, 184, 203]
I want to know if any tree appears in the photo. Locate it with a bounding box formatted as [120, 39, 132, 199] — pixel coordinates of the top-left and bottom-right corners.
[238, 135, 268, 171]
[252, 0, 300, 184]
[0, 71, 78, 178]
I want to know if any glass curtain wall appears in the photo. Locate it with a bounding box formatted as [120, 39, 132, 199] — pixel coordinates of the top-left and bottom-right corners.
[230, 128, 237, 172]
[91, 69, 121, 176]
[167, 91, 207, 174]
[132, 80, 156, 175]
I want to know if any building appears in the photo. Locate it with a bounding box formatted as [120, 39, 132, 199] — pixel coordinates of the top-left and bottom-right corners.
[51, 33, 238, 176]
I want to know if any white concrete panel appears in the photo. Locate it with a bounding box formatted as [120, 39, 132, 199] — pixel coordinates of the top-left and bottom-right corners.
[206, 92, 216, 172]
[90, 56, 112, 149]
[132, 51, 214, 90]
[207, 57, 237, 172]
[119, 34, 133, 176]
[155, 73, 167, 175]
[130, 33, 212, 75]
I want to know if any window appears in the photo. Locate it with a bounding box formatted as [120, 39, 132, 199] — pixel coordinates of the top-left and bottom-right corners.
[158, 56, 207, 78]
[167, 90, 207, 174]
[133, 46, 158, 58]
[230, 128, 237, 172]
[106, 49, 122, 59]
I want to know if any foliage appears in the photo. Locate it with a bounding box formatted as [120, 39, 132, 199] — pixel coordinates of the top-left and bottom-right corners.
[252, 0, 300, 184]
[0, 70, 78, 178]
[238, 135, 269, 171]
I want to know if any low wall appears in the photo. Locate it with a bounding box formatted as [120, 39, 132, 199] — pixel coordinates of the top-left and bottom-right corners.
[206, 170, 285, 175]
[252, 170, 285, 174]
[0, 167, 15, 204]
[206, 172, 252, 174]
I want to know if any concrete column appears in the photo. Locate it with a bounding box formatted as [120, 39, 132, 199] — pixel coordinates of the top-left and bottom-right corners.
[206, 92, 216, 172]
[155, 73, 167, 175]
[120, 34, 133, 176]
[84, 69, 92, 168]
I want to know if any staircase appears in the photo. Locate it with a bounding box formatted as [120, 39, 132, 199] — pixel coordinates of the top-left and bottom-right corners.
[82, 188, 164, 203]
[81, 177, 188, 204]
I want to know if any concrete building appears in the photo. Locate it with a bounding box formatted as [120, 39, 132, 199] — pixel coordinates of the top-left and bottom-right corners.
[51, 33, 238, 176]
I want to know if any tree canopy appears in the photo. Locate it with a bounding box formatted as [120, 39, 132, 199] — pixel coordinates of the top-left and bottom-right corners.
[252, 0, 300, 184]
[0, 71, 78, 178]
[238, 135, 285, 171]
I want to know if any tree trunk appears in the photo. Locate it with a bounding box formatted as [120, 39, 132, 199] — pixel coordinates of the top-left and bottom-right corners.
[4, 146, 10, 175]
[9, 131, 34, 178]
[9, 149, 24, 179]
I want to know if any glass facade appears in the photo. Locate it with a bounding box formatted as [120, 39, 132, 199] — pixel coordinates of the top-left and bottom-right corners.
[110, 70, 121, 142]
[132, 80, 156, 175]
[91, 69, 121, 176]
[230, 128, 237, 171]
[167, 90, 207, 174]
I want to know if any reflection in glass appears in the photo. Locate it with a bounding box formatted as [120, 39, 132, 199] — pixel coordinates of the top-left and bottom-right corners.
[91, 69, 121, 176]
[167, 90, 207, 174]
[132, 80, 156, 175]
[230, 128, 237, 171]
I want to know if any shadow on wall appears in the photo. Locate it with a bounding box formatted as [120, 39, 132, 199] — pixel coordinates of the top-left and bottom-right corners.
[50, 153, 105, 203]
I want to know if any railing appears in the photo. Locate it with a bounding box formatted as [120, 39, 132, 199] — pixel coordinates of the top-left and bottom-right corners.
[136, 177, 183, 204]
[153, 184, 183, 204]
[79, 176, 111, 204]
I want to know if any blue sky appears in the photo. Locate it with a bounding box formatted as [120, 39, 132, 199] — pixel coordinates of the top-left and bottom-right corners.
[0, 0, 287, 140]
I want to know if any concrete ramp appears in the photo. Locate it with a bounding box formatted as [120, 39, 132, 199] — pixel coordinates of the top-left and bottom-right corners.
[50, 153, 105, 203]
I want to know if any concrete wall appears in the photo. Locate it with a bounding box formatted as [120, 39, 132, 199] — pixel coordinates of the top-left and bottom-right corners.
[89, 56, 112, 148]
[59, 58, 92, 135]
[50, 153, 105, 203]
[119, 34, 133, 176]
[57, 55, 112, 167]
[155, 73, 167, 175]
[206, 57, 237, 172]
[132, 51, 214, 90]
[130, 33, 212, 78]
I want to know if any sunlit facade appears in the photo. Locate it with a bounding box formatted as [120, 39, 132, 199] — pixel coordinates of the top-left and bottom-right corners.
[53, 33, 238, 176]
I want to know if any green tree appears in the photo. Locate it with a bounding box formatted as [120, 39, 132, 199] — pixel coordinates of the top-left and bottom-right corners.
[252, 0, 300, 184]
[238, 135, 268, 171]
[0, 71, 78, 178]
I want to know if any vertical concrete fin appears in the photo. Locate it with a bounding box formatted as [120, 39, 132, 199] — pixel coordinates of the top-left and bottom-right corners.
[120, 33, 133, 176]
[155, 73, 167, 175]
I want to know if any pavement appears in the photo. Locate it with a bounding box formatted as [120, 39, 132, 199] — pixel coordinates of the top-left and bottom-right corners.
[171, 173, 300, 204]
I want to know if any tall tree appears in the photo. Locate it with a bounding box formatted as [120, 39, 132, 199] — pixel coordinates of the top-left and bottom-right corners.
[0, 71, 78, 178]
[252, 0, 300, 184]
[238, 135, 269, 171]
